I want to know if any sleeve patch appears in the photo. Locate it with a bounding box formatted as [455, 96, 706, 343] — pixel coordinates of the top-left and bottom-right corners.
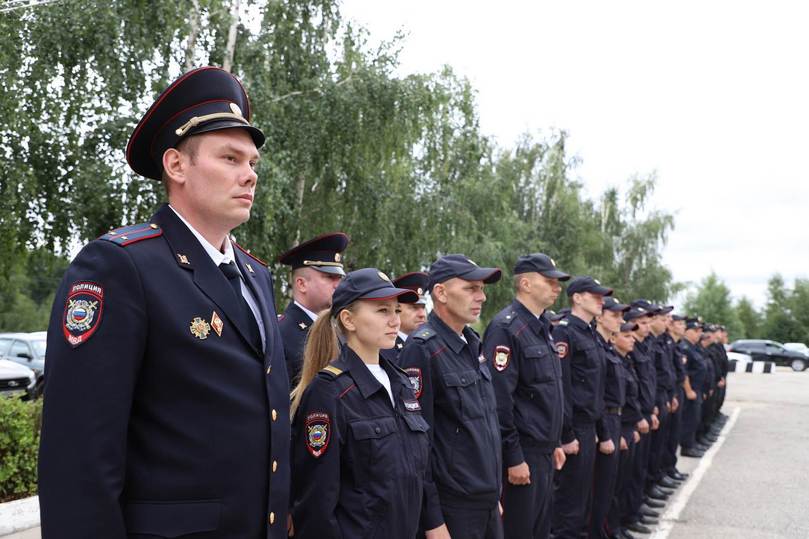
[62, 282, 105, 348]
[555, 342, 569, 359]
[305, 411, 331, 458]
[404, 367, 423, 398]
[493, 345, 511, 372]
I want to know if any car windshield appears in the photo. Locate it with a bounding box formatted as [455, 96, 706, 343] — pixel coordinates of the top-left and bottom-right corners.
[33, 340, 46, 357]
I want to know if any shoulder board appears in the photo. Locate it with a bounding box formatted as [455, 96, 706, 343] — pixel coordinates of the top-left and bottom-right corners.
[232, 240, 268, 267]
[320, 365, 344, 378]
[503, 310, 519, 325]
[413, 327, 437, 341]
[100, 223, 162, 247]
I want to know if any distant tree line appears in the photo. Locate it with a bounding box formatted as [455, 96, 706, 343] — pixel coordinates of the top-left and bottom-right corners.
[2, 0, 680, 331]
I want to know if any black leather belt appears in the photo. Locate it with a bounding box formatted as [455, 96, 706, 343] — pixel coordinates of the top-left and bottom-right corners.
[606, 406, 622, 415]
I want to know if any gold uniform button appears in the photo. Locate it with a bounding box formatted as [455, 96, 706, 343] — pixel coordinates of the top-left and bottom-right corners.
[269, 512, 275, 525]
[272, 409, 278, 421]
[272, 460, 278, 472]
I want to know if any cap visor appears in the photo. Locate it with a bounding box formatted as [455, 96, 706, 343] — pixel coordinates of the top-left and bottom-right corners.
[313, 265, 346, 277]
[658, 305, 674, 314]
[594, 285, 613, 296]
[620, 322, 639, 332]
[462, 267, 502, 284]
[361, 287, 420, 304]
[542, 270, 571, 281]
[191, 120, 266, 149]
[606, 303, 631, 312]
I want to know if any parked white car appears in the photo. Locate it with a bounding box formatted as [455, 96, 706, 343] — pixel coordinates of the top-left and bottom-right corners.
[0, 358, 36, 399]
[727, 351, 752, 364]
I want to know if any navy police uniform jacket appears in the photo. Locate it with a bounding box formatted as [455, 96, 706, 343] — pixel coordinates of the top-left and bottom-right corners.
[290, 346, 430, 539]
[595, 331, 627, 442]
[667, 333, 687, 387]
[278, 302, 313, 385]
[621, 354, 643, 428]
[399, 311, 502, 530]
[38, 204, 291, 539]
[699, 344, 717, 391]
[552, 314, 606, 444]
[483, 300, 564, 465]
[652, 333, 676, 408]
[632, 337, 657, 421]
[678, 340, 708, 394]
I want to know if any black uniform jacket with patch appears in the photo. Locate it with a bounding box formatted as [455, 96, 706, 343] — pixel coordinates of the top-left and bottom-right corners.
[279, 301, 314, 385]
[290, 346, 430, 539]
[632, 336, 657, 421]
[652, 332, 677, 408]
[621, 353, 643, 428]
[552, 314, 606, 444]
[667, 333, 687, 386]
[39, 204, 290, 539]
[483, 300, 564, 465]
[679, 340, 708, 393]
[398, 311, 502, 530]
[595, 331, 628, 442]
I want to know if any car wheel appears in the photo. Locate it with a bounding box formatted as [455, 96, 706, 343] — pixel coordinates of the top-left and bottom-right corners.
[790, 359, 806, 372]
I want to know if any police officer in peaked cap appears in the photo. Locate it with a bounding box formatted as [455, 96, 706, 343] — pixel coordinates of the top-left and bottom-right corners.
[277, 232, 349, 384]
[380, 271, 429, 364]
[482, 253, 569, 539]
[39, 67, 291, 538]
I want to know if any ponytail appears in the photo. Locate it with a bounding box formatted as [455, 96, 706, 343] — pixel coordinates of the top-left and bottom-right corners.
[290, 309, 341, 417]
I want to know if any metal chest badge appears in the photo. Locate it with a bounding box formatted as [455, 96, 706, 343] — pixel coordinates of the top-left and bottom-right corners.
[62, 281, 104, 347]
[190, 317, 211, 340]
[305, 411, 331, 458]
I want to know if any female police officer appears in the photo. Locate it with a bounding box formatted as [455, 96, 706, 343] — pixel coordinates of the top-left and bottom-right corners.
[290, 268, 432, 538]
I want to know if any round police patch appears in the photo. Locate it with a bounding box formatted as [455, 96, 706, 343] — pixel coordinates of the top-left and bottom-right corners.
[494, 345, 511, 372]
[555, 342, 569, 359]
[305, 412, 331, 458]
[62, 282, 104, 348]
[404, 367, 423, 398]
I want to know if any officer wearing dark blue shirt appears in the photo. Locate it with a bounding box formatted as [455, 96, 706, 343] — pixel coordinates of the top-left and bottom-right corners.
[679, 318, 708, 457]
[290, 268, 429, 538]
[380, 272, 429, 364]
[278, 232, 349, 384]
[482, 253, 569, 539]
[661, 314, 689, 481]
[590, 296, 630, 539]
[39, 67, 291, 538]
[399, 254, 504, 539]
[551, 276, 611, 538]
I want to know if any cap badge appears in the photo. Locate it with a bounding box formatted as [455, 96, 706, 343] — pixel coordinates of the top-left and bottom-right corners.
[229, 102, 243, 117]
[594, 278, 602, 285]
[335, 253, 342, 263]
[417, 287, 423, 296]
[550, 257, 557, 267]
[190, 317, 211, 340]
[377, 271, 391, 282]
[467, 258, 479, 266]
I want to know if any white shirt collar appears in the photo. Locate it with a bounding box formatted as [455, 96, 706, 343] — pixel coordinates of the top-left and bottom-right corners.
[294, 301, 319, 322]
[169, 205, 235, 267]
[398, 331, 409, 342]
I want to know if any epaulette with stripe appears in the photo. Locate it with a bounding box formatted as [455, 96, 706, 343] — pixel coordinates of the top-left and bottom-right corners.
[100, 223, 162, 247]
[412, 327, 437, 341]
[320, 365, 344, 378]
[232, 240, 268, 267]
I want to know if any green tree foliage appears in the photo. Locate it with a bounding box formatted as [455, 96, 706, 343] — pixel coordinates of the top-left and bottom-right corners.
[683, 272, 742, 338]
[734, 296, 761, 339]
[1, 0, 681, 328]
[761, 275, 806, 344]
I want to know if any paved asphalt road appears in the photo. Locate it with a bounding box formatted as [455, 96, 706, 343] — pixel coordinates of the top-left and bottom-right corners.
[6, 368, 809, 538]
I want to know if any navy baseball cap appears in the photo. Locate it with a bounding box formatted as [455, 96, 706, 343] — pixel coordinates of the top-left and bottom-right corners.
[632, 299, 674, 315]
[550, 308, 570, 322]
[624, 306, 653, 321]
[566, 276, 613, 297]
[127, 66, 265, 180]
[603, 297, 630, 312]
[671, 314, 687, 321]
[428, 254, 501, 290]
[620, 321, 639, 332]
[278, 232, 350, 276]
[393, 272, 429, 305]
[513, 253, 570, 280]
[685, 317, 703, 330]
[331, 268, 419, 316]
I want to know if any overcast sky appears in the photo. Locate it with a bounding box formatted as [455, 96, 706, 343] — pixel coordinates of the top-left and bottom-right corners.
[341, 0, 809, 309]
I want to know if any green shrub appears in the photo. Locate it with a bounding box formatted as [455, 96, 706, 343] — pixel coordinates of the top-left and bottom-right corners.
[0, 397, 42, 502]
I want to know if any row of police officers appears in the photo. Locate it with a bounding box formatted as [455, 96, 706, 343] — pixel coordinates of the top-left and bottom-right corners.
[38, 67, 729, 539]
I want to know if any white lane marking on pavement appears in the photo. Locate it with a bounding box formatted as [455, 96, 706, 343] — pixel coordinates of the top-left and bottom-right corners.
[649, 406, 742, 539]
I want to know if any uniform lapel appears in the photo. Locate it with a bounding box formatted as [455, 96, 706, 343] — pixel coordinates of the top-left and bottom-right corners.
[233, 246, 271, 355]
[153, 205, 257, 353]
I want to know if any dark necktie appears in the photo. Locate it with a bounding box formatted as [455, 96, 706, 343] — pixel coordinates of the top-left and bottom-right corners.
[219, 261, 262, 353]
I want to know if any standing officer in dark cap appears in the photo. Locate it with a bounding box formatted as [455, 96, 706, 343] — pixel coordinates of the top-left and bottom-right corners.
[399, 254, 504, 539]
[483, 253, 570, 539]
[679, 318, 708, 458]
[380, 271, 429, 363]
[39, 67, 290, 538]
[661, 314, 690, 482]
[551, 276, 611, 538]
[590, 296, 630, 539]
[277, 232, 349, 383]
